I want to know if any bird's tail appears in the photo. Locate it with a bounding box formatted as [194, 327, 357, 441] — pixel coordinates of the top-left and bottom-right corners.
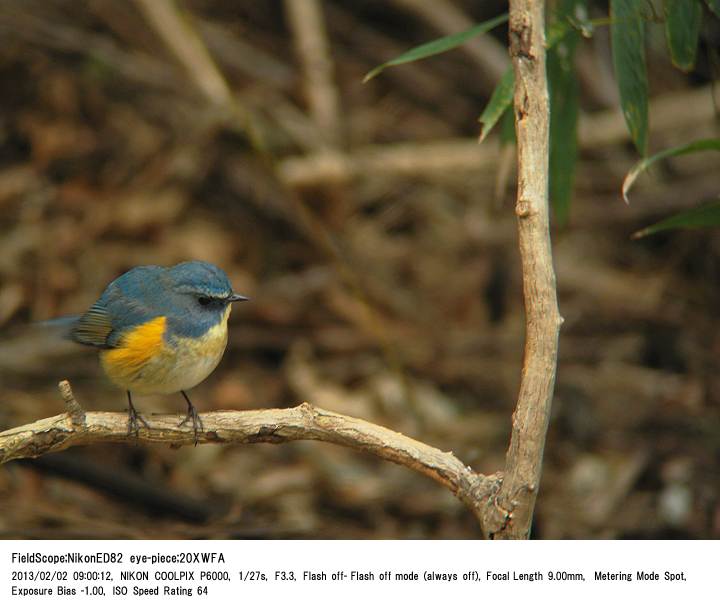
[34, 315, 81, 340]
[0, 316, 82, 375]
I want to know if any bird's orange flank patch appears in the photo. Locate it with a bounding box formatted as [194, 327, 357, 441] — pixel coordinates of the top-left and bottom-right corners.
[102, 316, 167, 378]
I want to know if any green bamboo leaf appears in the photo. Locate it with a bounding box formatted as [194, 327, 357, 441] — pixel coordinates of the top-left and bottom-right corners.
[633, 200, 720, 238]
[546, 20, 574, 48]
[548, 66, 579, 226]
[500, 105, 516, 144]
[363, 13, 508, 83]
[622, 138, 720, 202]
[611, 0, 649, 156]
[706, 0, 720, 17]
[548, 0, 584, 225]
[664, 0, 702, 71]
[478, 68, 514, 142]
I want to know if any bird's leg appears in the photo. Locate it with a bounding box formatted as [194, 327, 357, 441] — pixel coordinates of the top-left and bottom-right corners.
[126, 391, 150, 438]
[179, 390, 203, 445]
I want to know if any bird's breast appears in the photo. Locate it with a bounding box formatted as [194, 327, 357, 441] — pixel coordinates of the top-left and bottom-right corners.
[101, 309, 230, 395]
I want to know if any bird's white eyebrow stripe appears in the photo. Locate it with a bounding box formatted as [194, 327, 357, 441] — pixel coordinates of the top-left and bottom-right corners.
[174, 286, 231, 299]
[204, 292, 232, 300]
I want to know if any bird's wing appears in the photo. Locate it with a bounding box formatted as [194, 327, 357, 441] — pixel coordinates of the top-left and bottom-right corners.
[71, 303, 119, 348]
[71, 267, 167, 349]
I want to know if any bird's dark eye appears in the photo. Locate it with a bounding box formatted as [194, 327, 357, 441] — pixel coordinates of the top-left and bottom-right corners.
[197, 296, 212, 306]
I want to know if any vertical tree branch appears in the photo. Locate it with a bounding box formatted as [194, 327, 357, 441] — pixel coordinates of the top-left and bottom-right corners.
[484, 1, 562, 539]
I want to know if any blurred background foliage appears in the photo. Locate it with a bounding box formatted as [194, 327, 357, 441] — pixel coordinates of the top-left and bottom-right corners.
[0, 0, 718, 539]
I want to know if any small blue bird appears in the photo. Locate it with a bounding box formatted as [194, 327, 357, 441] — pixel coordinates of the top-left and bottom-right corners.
[61, 261, 247, 439]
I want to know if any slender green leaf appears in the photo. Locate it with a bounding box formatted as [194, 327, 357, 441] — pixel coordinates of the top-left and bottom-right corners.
[548, 71, 579, 226]
[500, 105, 516, 144]
[611, 0, 649, 156]
[622, 138, 720, 202]
[633, 200, 720, 238]
[548, 0, 584, 225]
[363, 13, 508, 83]
[706, 0, 720, 17]
[546, 20, 574, 48]
[664, 0, 702, 71]
[493, 109, 516, 205]
[478, 68, 514, 142]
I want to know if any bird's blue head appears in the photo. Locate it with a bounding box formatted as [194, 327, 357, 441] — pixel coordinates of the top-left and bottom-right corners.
[168, 261, 240, 302]
[163, 260, 247, 318]
[159, 261, 248, 337]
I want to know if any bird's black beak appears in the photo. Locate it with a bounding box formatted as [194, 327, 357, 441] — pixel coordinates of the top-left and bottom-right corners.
[228, 293, 249, 302]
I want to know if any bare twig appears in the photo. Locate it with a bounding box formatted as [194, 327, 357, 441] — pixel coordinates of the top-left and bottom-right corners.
[483, 0, 562, 539]
[58, 380, 86, 428]
[131, 0, 268, 151]
[133, 0, 233, 106]
[195, 18, 294, 88]
[0, 382, 501, 536]
[284, 0, 343, 148]
[278, 140, 498, 186]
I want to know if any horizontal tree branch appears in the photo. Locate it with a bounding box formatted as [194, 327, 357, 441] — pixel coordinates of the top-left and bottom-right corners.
[0, 381, 501, 536]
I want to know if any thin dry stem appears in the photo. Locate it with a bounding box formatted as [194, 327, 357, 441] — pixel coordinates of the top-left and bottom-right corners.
[284, 0, 343, 148]
[133, 0, 232, 106]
